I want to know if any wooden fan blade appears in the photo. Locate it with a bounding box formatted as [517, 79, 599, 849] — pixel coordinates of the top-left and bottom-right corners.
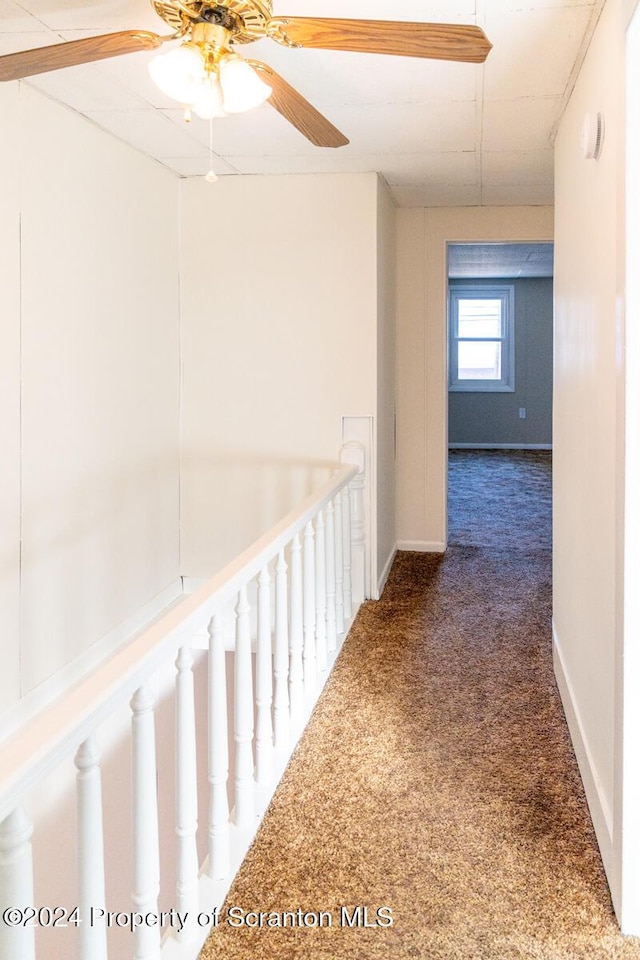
[0, 31, 165, 82]
[249, 60, 348, 148]
[268, 18, 492, 64]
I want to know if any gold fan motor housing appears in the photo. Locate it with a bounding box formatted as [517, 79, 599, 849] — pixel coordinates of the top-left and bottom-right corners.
[151, 0, 273, 44]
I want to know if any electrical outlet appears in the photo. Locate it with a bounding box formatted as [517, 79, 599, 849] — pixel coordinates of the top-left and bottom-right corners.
[519, 407, 527, 419]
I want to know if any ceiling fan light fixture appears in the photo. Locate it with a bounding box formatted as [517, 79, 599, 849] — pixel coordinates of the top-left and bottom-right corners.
[0, 7, 490, 147]
[148, 42, 205, 103]
[219, 54, 271, 113]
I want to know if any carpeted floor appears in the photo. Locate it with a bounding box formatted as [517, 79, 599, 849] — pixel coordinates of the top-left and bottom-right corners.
[200, 450, 640, 960]
[448, 449, 552, 551]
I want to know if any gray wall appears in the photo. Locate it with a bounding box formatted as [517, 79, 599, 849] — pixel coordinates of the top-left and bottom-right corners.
[448, 276, 553, 446]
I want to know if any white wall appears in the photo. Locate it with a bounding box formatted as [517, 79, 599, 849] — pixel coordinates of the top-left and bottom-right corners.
[0, 84, 183, 959]
[553, 0, 639, 927]
[395, 205, 554, 552]
[376, 179, 397, 593]
[179, 172, 381, 579]
[622, 0, 640, 931]
[0, 83, 22, 715]
[0, 85, 181, 717]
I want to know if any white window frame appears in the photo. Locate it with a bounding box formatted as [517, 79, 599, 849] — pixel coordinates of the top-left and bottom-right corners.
[448, 283, 515, 393]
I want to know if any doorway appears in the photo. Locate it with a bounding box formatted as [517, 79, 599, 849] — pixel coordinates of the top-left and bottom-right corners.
[445, 242, 554, 543]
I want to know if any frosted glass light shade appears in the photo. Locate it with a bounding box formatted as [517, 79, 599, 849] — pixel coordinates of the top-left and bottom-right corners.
[192, 76, 226, 119]
[148, 44, 206, 104]
[149, 43, 270, 117]
[219, 56, 271, 113]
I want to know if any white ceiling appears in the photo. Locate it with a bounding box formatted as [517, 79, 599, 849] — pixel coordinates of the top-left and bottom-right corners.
[448, 242, 554, 278]
[0, 0, 604, 206]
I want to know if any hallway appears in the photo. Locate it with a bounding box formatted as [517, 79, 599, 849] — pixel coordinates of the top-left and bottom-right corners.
[200, 452, 639, 960]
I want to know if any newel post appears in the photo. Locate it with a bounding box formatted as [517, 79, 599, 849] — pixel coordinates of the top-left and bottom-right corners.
[340, 441, 366, 609]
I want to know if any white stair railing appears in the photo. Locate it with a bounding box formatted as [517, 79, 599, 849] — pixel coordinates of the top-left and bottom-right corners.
[0, 450, 366, 960]
[303, 521, 317, 696]
[131, 683, 161, 960]
[255, 566, 274, 812]
[174, 646, 199, 944]
[273, 550, 290, 755]
[288, 533, 304, 733]
[314, 510, 327, 674]
[334, 489, 345, 636]
[326, 499, 337, 655]
[206, 614, 228, 883]
[233, 585, 255, 832]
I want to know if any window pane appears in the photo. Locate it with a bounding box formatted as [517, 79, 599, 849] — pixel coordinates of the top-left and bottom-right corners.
[458, 341, 502, 380]
[457, 299, 502, 338]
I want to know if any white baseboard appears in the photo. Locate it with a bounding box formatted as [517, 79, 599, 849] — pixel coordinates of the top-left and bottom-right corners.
[448, 443, 552, 450]
[396, 540, 446, 554]
[552, 623, 615, 886]
[376, 546, 398, 598]
[1, 578, 184, 741]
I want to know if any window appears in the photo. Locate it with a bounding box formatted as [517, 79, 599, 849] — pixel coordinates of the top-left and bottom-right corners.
[449, 284, 515, 392]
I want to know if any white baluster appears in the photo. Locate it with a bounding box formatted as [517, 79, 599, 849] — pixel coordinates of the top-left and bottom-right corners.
[289, 533, 305, 730]
[303, 521, 317, 696]
[314, 509, 327, 673]
[0, 808, 35, 960]
[255, 566, 274, 809]
[130, 683, 161, 960]
[274, 549, 290, 752]
[342, 479, 353, 621]
[175, 645, 199, 942]
[207, 614, 229, 880]
[234, 586, 254, 828]
[325, 498, 337, 654]
[334, 490, 345, 637]
[349, 469, 366, 607]
[75, 737, 107, 960]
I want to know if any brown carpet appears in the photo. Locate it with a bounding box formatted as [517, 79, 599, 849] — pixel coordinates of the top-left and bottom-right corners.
[200, 450, 640, 959]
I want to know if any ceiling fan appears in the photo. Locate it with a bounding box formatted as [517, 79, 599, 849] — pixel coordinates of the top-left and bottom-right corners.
[0, 1, 492, 148]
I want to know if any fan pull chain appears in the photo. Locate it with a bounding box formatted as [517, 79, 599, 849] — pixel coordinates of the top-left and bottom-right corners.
[205, 117, 217, 183]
